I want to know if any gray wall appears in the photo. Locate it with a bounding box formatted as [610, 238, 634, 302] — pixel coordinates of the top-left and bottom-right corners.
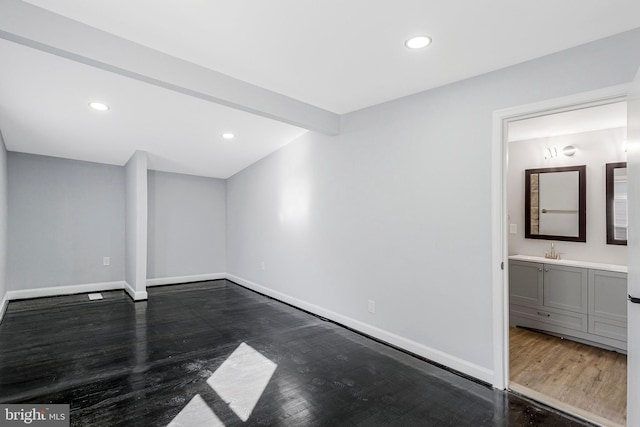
[148, 170, 226, 279]
[7, 153, 125, 290]
[508, 127, 627, 265]
[226, 29, 640, 374]
[0, 132, 7, 301]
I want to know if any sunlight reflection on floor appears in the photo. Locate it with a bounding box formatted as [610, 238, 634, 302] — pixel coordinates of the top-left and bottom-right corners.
[167, 342, 278, 426]
[167, 394, 225, 427]
[207, 342, 278, 421]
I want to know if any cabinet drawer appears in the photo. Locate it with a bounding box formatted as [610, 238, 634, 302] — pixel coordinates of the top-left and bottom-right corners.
[511, 304, 587, 333]
[589, 315, 627, 342]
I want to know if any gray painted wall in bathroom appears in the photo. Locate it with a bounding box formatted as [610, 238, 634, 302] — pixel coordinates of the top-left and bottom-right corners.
[508, 127, 627, 265]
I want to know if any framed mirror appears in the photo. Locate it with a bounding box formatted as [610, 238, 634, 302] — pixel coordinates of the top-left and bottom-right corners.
[606, 162, 627, 245]
[525, 165, 586, 242]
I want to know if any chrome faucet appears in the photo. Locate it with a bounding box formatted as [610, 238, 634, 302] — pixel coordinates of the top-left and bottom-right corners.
[544, 242, 561, 260]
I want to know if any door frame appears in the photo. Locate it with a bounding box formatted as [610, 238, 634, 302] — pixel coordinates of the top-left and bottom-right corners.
[490, 83, 632, 391]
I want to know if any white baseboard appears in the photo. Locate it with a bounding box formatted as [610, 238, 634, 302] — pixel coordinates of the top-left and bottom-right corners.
[5, 281, 126, 301]
[146, 273, 226, 287]
[0, 293, 8, 324]
[227, 274, 494, 384]
[1, 279, 148, 308]
[124, 281, 148, 301]
[0, 272, 226, 307]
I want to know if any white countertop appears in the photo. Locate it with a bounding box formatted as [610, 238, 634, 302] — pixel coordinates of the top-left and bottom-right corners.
[508, 254, 627, 273]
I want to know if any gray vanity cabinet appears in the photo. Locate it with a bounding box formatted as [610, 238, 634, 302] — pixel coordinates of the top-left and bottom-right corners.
[509, 259, 626, 351]
[510, 261, 588, 334]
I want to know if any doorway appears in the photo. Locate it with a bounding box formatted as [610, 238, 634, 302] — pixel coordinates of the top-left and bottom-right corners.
[506, 102, 628, 426]
[490, 84, 632, 426]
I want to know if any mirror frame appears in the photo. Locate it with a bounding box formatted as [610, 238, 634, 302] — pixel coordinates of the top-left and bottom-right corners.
[524, 165, 586, 242]
[606, 161, 627, 245]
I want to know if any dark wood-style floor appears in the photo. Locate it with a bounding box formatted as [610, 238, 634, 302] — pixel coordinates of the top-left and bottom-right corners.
[0, 280, 591, 426]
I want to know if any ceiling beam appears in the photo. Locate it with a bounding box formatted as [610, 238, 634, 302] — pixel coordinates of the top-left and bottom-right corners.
[0, 0, 340, 135]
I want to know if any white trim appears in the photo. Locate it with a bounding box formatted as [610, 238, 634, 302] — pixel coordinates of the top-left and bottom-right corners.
[4, 281, 126, 301]
[146, 273, 226, 287]
[227, 274, 493, 384]
[0, 293, 8, 324]
[491, 108, 509, 390]
[491, 83, 631, 390]
[625, 66, 640, 427]
[0, 274, 226, 306]
[493, 83, 630, 123]
[124, 281, 148, 301]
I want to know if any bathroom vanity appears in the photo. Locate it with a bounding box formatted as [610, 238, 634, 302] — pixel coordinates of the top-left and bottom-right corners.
[509, 255, 627, 352]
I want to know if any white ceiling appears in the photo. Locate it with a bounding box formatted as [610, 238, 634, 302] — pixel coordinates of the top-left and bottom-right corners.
[1, 1, 640, 178]
[0, 39, 307, 179]
[19, 0, 640, 113]
[508, 102, 627, 143]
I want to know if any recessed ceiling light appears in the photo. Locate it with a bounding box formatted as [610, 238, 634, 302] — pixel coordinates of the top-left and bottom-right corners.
[222, 133, 235, 140]
[405, 35, 432, 49]
[89, 102, 109, 111]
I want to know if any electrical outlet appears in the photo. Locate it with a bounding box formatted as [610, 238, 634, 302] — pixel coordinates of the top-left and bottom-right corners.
[368, 299, 375, 314]
[103, 257, 110, 266]
[260, 261, 266, 271]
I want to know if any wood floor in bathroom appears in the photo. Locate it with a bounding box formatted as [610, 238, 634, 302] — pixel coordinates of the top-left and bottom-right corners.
[510, 326, 627, 426]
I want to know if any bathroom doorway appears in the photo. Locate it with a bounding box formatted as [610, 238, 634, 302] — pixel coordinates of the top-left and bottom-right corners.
[504, 101, 628, 426]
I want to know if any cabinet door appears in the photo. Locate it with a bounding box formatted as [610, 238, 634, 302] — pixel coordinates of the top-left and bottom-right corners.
[543, 264, 588, 314]
[509, 260, 543, 307]
[589, 270, 627, 322]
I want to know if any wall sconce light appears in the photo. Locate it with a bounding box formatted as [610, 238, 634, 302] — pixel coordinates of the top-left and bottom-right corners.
[545, 145, 576, 159]
[544, 147, 557, 159]
[562, 145, 576, 156]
